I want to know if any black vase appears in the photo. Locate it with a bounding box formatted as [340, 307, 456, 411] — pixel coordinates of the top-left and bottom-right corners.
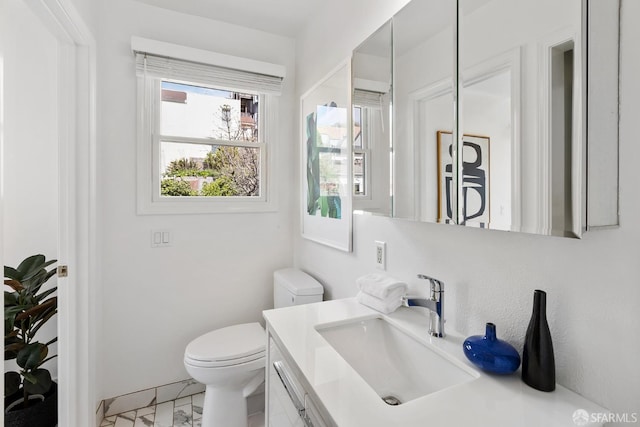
[522, 290, 555, 391]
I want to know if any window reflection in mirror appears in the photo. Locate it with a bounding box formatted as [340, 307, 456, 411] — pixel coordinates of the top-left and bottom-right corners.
[352, 106, 366, 196]
[351, 20, 392, 216]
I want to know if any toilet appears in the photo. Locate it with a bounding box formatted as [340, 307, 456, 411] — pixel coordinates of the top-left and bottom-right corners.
[184, 268, 324, 427]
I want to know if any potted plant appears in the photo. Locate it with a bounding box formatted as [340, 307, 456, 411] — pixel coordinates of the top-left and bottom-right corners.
[4, 254, 58, 427]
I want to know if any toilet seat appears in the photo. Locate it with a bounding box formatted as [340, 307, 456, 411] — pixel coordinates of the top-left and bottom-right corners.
[185, 322, 265, 368]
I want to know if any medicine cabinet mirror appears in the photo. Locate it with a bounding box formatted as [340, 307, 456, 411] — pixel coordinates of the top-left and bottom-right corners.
[352, 20, 393, 217]
[352, 0, 619, 238]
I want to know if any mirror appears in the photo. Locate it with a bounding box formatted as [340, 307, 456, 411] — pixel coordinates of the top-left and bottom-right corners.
[352, 0, 619, 237]
[392, 0, 456, 222]
[351, 20, 393, 216]
[458, 0, 583, 237]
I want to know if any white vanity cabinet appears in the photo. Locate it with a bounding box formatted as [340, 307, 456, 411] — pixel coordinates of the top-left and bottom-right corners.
[264, 298, 609, 427]
[266, 334, 333, 427]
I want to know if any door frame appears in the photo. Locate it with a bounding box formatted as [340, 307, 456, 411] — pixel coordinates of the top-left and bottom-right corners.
[25, 0, 97, 425]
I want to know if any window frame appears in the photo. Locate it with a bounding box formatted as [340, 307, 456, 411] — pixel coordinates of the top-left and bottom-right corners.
[137, 76, 278, 215]
[353, 104, 372, 201]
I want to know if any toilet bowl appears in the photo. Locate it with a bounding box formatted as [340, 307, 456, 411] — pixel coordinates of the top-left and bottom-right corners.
[184, 322, 266, 427]
[184, 268, 324, 427]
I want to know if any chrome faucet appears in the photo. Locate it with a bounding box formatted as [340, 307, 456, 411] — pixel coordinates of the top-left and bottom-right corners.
[401, 274, 445, 337]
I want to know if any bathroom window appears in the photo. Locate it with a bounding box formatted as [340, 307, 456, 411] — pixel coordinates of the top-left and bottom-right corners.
[158, 82, 262, 198]
[134, 41, 284, 214]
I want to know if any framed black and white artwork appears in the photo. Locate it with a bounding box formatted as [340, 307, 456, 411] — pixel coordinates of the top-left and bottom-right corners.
[437, 131, 491, 228]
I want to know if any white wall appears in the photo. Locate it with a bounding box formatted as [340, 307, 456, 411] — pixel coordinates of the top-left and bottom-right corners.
[67, 0, 97, 35]
[96, 0, 296, 399]
[0, 0, 59, 380]
[294, 0, 640, 424]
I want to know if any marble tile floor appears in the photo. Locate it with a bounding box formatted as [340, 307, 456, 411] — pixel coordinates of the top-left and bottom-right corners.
[100, 392, 265, 427]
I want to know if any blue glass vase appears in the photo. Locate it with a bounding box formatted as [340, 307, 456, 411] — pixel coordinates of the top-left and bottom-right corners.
[463, 323, 521, 374]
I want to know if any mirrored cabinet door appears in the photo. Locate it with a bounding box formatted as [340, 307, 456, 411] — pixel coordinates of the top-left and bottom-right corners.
[459, 0, 583, 236]
[352, 20, 393, 217]
[392, 0, 456, 222]
[349, 0, 618, 238]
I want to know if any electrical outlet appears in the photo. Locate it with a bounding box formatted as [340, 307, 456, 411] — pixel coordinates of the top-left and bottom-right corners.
[375, 241, 386, 270]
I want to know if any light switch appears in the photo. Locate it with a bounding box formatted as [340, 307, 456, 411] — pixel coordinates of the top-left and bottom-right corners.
[151, 230, 171, 248]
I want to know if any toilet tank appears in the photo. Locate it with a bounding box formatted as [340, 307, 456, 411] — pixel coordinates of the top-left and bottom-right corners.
[274, 268, 324, 309]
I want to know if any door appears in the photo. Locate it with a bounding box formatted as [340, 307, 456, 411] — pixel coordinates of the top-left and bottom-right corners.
[0, 0, 61, 409]
[0, 0, 96, 425]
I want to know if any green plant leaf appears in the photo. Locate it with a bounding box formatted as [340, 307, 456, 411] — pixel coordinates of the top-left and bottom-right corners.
[35, 287, 57, 303]
[4, 266, 22, 281]
[16, 343, 47, 370]
[4, 290, 19, 305]
[16, 297, 56, 322]
[23, 369, 52, 395]
[32, 304, 56, 321]
[23, 271, 46, 293]
[5, 315, 16, 337]
[5, 255, 58, 386]
[5, 305, 27, 319]
[5, 308, 19, 333]
[16, 257, 56, 294]
[22, 371, 37, 384]
[42, 264, 57, 280]
[22, 268, 46, 285]
[25, 269, 57, 295]
[16, 254, 46, 275]
[4, 339, 25, 356]
[37, 354, 58, 368]
[5, 329, 20, 340]
[23, 295, 36, 307]
[5, 350, 23, 361]
[5, 371, 21, 396]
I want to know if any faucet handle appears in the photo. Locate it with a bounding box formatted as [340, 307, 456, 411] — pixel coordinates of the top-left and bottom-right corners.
[417, 274, 444, 301]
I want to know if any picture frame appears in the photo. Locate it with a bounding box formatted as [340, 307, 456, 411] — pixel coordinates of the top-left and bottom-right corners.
[437, 131, 491, 227]
[300, 61, 352, 251]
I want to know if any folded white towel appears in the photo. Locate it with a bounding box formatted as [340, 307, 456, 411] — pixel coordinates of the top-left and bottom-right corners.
[356, 291, 403, 314]
[356, 273, 408, 300]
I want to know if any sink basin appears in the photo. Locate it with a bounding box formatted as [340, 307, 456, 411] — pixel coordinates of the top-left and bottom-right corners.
[315, 316, 478, 405]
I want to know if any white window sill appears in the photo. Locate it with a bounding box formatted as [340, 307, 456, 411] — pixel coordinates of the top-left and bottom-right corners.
[137, 198, 278, 215]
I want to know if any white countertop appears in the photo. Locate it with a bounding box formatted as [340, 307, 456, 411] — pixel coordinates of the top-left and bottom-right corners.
[263, 298, 608, 427]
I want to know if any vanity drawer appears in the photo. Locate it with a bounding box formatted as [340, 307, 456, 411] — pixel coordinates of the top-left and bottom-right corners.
[267, 337, 332, 427]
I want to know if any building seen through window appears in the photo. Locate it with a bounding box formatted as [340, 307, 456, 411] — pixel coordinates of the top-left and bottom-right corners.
[159, 81, 262, 197]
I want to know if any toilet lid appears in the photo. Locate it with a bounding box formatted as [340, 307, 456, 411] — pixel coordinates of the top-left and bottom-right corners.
[185, 322, 265, 363]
